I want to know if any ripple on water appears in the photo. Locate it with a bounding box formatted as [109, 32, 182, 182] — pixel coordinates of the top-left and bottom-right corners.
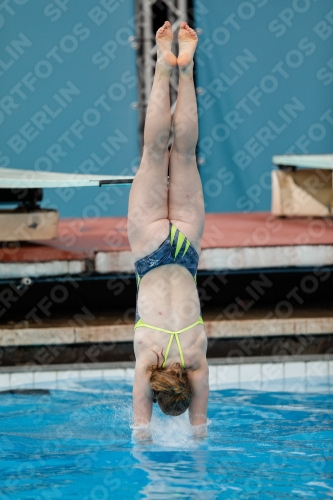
[0, 382, 332, 499]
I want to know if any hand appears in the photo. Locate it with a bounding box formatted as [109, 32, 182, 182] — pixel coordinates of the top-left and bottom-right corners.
[132, 424, 152, 442]
[191, 423, 208, 439]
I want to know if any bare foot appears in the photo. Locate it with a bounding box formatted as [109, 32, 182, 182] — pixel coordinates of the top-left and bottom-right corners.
[177, 22, 198, 71]
[156, 21, 177, 71]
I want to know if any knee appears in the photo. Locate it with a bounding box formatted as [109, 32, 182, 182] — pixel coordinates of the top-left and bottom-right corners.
[146, 127, 170, 151]
[143, 144, 169, 162]
[169, 146, 196, 162]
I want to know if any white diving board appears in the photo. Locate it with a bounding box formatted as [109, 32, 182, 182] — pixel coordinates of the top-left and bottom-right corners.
[0, 168, 134, 189]
[273, 154, 333, 169]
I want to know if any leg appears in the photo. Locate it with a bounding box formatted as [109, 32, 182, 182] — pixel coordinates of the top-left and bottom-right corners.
[168, 23, 204, 254]
[128, 22, 177, 261]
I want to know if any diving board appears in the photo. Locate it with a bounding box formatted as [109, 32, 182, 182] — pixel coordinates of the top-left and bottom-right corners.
[273, 154, 333, 169]
[271, 154, 333, 217]
[0, 168, 134, 189]
[0, 168, 134, 242]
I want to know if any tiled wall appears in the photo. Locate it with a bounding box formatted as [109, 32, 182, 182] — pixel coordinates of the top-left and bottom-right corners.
[0, 367, 135, 391]
[208, 360, 333, 392]
[0, 360, 332, 393]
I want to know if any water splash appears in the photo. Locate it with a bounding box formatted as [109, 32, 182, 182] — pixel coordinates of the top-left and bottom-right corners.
[1, 380, 333, 499]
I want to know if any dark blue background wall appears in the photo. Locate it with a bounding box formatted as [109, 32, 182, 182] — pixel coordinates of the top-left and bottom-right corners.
[1, 0, 139, 217]
[194, 0, 333, 212]
[2, 1, 333, 217]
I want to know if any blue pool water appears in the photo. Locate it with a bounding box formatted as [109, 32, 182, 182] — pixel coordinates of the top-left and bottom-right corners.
[1, 379, 333, 499]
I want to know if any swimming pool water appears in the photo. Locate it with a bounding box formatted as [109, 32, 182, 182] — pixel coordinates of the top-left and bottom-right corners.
[1, 379, 332, 499]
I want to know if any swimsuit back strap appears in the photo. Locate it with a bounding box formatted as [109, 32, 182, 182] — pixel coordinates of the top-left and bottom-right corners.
[161, 333, 178, 368]
[134, 318, 177, 334]
[135, 317, 204, 370]
[174, 334, 185, 369]
[134, 317, 204, 334]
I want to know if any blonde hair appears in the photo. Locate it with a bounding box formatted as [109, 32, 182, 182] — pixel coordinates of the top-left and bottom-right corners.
[149, 352, 192, 416]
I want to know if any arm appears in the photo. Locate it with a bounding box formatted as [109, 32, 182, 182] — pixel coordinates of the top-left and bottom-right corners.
[132, 362, 153, 441]
[187, 358, 209, 436]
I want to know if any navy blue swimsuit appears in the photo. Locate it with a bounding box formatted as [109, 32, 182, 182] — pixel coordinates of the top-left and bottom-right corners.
[134, 222, 200, 323]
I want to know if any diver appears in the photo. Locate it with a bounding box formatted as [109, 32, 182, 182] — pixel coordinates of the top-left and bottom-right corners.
[127, 21, 208, 440]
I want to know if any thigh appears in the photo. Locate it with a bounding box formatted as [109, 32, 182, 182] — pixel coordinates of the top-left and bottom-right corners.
[168, 147, 205, 253]
[128, 148, 170, 260]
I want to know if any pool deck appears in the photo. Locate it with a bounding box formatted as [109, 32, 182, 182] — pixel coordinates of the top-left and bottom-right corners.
[0, 212, 332, 359]
[1, 307, 333, 347]
[0, 355, 332, 393]
[1, 212, 333, 279]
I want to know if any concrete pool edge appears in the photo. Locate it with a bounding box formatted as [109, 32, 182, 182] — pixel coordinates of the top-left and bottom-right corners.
[0, 354, 332, 393]
[1, 316, 333, 346]
[0, 353, 332, 373]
